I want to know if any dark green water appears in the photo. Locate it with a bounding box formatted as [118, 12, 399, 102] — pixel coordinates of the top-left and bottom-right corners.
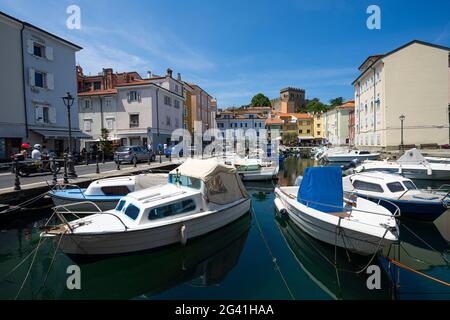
[0, 158, 449, 300]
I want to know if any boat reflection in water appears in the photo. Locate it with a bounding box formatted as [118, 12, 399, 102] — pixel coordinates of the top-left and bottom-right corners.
[275, 214, 392, 300]
[380, 219, 450, 300]
[60, 213, 251, 299]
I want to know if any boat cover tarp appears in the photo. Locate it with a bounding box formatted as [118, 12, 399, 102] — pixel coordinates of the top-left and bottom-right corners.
[170, 159, 248, 205]
[298, 166, 343, 213]
[397, 148, 429, 165]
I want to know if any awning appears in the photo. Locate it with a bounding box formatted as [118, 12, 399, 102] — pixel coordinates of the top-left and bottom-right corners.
[298, 136, 314, 140]
[31, 129, 92, 139]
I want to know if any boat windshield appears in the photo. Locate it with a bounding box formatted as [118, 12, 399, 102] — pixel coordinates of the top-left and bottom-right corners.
[387, 182, 405, 193]
[168, 174, 202, 189]
[402, 181, 417, 190]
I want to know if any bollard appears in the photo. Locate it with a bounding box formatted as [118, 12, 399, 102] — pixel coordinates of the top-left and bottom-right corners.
[85, 152, 89, 165]
[68, 154, 77, 178]
[169, 150, 172, 162]
[52, 158, 58, 185]
[96, 154, 100, 174]
[117, 160, 121, 170]
[159, 151, 162, 164]
[133, 153, 137, 168]
[63, 155, 69, 184]
[102, 150, 105, 164]
[14, 159, 21, 191]
[148, 152, 151, 165]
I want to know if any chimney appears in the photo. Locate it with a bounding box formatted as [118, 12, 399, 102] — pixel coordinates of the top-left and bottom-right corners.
[176, 72, 181, 81]
[166, 68, 173, 78]
[147, 71, 152, 79]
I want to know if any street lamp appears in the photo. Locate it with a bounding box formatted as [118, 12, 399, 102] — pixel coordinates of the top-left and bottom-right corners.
[399, 114, 405, 152]
[62, 92, 77, 177]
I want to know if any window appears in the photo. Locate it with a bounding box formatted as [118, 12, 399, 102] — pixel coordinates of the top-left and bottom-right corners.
[84, 99, 91, 109]
[35, 105, 54, 124]
[164, 96, 172, 106]
[166, 116, 171, 126]
[317, 131, 321, 136]
[148, 199, 196, 220]
[35, 71, 45, 88]
[106, 118, 115, 130]
[42, 107, 49, 123]
[352, 180, 383, 193]
[128, 91, 139, 102]
[299, 129, 303, 134]
[105, 98, 112, 108]
[33, 43, 44, 57]
[94, 82, 101, 90]
[101, 186, 131, 196]
[130, 114, 139, 128]
[403, 181, 417, 190]
[307, 129, 311, 134]
[115, 200, 126, 211]
[124, 204, 140, 220]
[168, 175, 202, 189]
[175, 84, 179, 92]
[183, 108, 188, 117]
[387, 182, 405, 193]
[83, 119, 92, 131]
[174, 100, 180, 108]
[317, 123, 321, 128]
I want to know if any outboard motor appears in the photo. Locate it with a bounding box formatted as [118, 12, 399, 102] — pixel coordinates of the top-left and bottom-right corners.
[341, 158, 360, 171]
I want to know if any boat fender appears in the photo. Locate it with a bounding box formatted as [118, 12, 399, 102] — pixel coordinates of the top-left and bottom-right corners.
[180, 225, 187, 246]
[427, 166, 432, 176]
[274, 198, 287, 216]
[398, 165, 402, 174]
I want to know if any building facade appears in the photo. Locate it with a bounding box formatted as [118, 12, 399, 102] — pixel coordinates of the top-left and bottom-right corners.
[0, 11, 85, 158]
[189, 84, 217, 134]
[353, 40, 450, 149]
[323, 101, 354, 146]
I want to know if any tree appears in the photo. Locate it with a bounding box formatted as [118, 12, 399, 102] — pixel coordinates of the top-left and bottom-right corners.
[329, 97, 344, 108]
[251, 93, 271, 107]
[306, 98, 329, 113]
[282, 131, 298, 146]
[99, 128, 113, 157]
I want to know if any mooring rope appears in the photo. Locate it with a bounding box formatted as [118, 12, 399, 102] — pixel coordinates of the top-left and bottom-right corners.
[388, 258, 450, 287]
[250, 207, 296, 300]
[1, 191, 49, 214]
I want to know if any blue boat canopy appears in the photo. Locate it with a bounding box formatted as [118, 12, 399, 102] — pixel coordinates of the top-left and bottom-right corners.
[298, 166, 343, 213]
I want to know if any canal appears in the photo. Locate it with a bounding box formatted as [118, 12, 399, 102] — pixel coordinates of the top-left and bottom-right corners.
[0, 157, 449, 299]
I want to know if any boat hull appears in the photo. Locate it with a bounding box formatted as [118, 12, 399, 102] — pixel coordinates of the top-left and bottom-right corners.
[327, 155, 379, 162]
[363, 167, 450, 181]
[51, 198, 251, 256]
[275, 191, 397, 256]
[238, 167, 278, 181]
[357, 194, 446, 222]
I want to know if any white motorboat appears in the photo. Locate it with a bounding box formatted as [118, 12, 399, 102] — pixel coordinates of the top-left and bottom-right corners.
[48, 174, 168, 213]
[357, 148, 450, 180]
[424, 156, 450, 164]
[274, 166, 399, 256]
[219, 155, 279, 181]
[343, 171, 449, 221]
[40, 159, 251, 256]
[323, 149, 380, 163]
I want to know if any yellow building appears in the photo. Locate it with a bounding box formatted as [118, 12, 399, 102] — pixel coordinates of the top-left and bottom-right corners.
[182, 83, 194, 134]
[312, 113, 324, 142]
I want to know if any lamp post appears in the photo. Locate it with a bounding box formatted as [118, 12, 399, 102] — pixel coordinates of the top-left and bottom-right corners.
[62, 92, 77, 177]
[399, 114, 405, 152]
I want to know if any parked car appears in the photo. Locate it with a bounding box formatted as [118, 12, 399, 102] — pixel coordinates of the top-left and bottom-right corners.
[114, 146, 156, 164]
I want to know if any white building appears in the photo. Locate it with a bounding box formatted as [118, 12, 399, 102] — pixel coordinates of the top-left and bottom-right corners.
[0, 11, 86, 158]
[323, 102, 354, 146]
[353, 40, 450, 150]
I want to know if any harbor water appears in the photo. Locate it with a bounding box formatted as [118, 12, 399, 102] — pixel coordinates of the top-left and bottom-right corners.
[0, 157, 449, 300]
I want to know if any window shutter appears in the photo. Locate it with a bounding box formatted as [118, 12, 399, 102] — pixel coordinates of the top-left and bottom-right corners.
[127, 92, 131, 103]
[45, 46, 54, 61]
[49, 106, 57, 123]
[137, 92, 141, 102]
[46, 73, 54, 90]
[29, 68, 35, 86]
[27, 40, 34, 54]
[35, 106, 43, 123]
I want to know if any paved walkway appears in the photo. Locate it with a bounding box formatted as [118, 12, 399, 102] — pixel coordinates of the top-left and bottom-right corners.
[0, 158, 180, 194]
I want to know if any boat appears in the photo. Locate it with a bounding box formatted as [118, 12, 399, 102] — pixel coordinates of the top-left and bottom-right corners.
[357, 148, 450, 180]
[48, 174, 168, 213]
[274, 166, 400, 256]
[424, 156, 450, 164]
[220, 155, 279, 181]
[58, 214, 250, 299]
[343, 171, 450, 221]
[40, 158, 251, 256]
[322, 149, 380, 163]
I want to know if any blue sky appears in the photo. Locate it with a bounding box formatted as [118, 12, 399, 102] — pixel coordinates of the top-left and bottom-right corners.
[1, 0, 449, 108]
